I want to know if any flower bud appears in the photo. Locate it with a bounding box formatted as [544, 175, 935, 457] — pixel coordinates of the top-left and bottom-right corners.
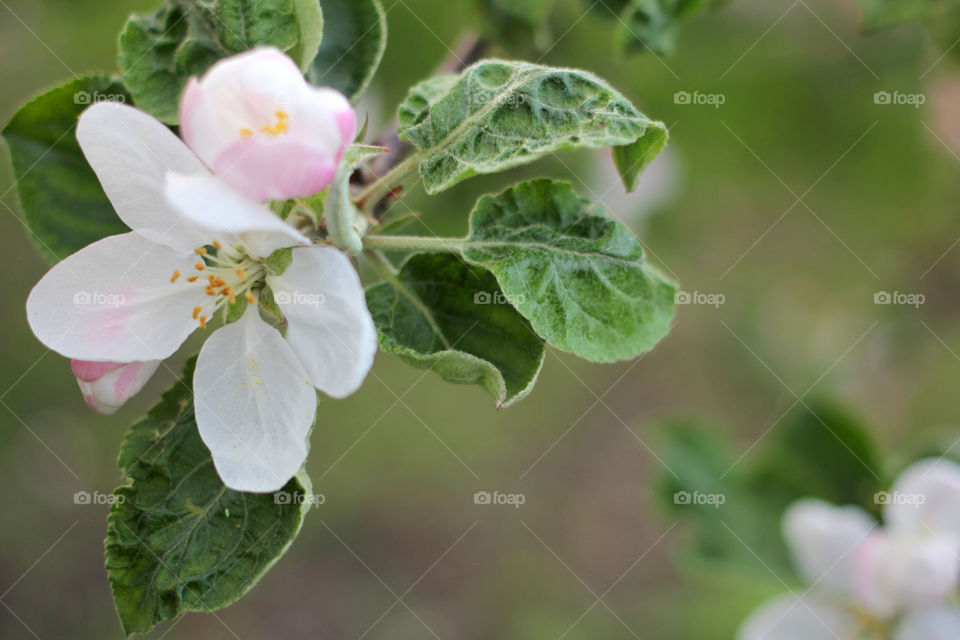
[71, 360, 161, 414]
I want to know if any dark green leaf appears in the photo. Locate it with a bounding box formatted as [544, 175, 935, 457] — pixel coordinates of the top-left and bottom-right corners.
[365, 253, 545, 407]
[462, 179, 676, 362]
[2, 75, 130, 264]
[396, 59, 668, 193]
[475, 0, 555, 48]
[106, 358, 310, 636]
[307, 0, 386, 101]
[119, 0, 319, 123]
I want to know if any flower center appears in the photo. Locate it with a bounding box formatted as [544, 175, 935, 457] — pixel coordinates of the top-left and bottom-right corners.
[240, 109, 289, 139]
[170, 241, 265, 328]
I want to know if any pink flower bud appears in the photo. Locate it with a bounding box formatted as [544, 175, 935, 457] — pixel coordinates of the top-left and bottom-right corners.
[70, 360, 161, 414]
[179, 47, 356, 202]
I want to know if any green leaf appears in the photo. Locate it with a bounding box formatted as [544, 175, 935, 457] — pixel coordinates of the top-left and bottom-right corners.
[119, 0, 316, 123]
[396, 59, 668, 194]
[461, 179, 676, 363]
[617, 0, 679, 55]
[2, 75, 130, 264]
[749, 400, 885, 509]
[476, 0, 555, 48]
[106, 358, 310, 636]
[365, 253, 545, 408]
[324, 145, 387, 255]
[859, 0, 933, 30]
[307, 0, 386, 101]
[290, 0, 325, 70]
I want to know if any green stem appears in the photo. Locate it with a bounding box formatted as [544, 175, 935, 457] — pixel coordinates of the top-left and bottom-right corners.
[354, 151, 424, 211]
[362, 234, 466, 253]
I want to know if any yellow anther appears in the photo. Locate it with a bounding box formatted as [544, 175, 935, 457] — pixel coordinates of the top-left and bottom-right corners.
[235, 267, 247, 279]
[276, 109, 289, 119]
[194, 262, 205, 271]
[205, 285, 216, 296]
[213, 240, 222, 249]
[245, 292, 256, 304]
[170, 270, 180, 283]
[186, 276, 198, 283]
[192, 306, 201, 320]
[239, 128, 254, 138]
[199, 315, 207, 328]
[194, 247, 207, 255]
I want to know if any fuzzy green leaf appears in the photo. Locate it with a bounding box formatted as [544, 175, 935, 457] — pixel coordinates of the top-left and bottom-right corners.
[365, 253, 545, 408]
[307, 0, 386, 101]
[106, 358, 310, 636]
[396, 59, 668, 193]
[118, 0, 320, 123]
[2, 75, 130, 264]
[462, 179, 676, 362]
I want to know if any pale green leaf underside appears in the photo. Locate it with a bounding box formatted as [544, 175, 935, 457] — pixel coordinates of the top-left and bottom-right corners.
[307, 0, 387, 101]
[106, 358, 309, 636]
[462, 179, 676, 363]
[118, 0, 320, 124]
[2, 75, 130, 264]
[396, 59, 668, 194]
[365, 253, 545, 408]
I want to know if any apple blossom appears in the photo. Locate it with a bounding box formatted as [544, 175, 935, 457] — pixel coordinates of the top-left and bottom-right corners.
[25, 101, 376, 492]
[737, 458, 960, 640]
[71, 359, 161, 414]
[179, 46, 356, 202]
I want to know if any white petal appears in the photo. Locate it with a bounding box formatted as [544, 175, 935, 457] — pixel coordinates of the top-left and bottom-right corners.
[76, 102, 211, 252]
[737, 593, 860, 640]
[266, 247, 377, 398]
[782, 499, 876, 595]
[26, 233, 210, 361]
[886, 458, 960, 537]
[163, 172, 308, 256]
[74, 360, 161, 414]
[194, 307, 316, 492]
[852, 530, 960, 617]
[895, 607, 960, 640]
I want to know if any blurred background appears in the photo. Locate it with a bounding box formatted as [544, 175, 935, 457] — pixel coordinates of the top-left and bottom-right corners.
[1, 0, 958, 637]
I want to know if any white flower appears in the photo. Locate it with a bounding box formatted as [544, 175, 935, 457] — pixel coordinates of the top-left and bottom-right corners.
[26, 101, 377, 492]
[179, 46, 356, 202]
[71, 360, 161, 414]
[738, 459, 960, 640]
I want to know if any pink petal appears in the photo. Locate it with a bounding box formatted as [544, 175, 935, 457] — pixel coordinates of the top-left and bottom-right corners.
[213, 138, 337, 201]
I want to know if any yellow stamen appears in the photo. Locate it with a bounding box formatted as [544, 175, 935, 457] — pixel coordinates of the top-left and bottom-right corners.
[194, 262, 205, 271]
[276, 109, 289, 119]
[213, 240, 222, 249]
[192, 306, 201, 320]
[199, 315, 207, 328]
[186, 276, 198, 283]
[170, 270, 180, 283]
[239, 128, 254, 138]
[245, 292, 256, 304]
[194, 247, 207, 255]
[205, 285, 216, 296]
[235, 267, 247, 279]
